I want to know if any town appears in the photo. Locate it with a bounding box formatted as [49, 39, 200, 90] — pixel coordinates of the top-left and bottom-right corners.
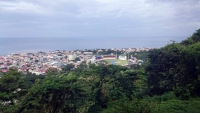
[0, 47, 151, 75]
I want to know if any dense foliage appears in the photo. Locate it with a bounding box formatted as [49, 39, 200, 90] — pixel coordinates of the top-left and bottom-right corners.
[146, 29, 200, 98]
[0, 29, 200, 113]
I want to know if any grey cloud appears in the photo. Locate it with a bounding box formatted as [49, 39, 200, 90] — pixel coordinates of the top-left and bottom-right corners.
[0, 0, 199, 39]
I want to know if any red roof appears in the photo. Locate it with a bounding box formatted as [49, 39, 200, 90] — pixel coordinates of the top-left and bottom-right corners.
[40, 69, 46, 73]
[0, 57, 4, 60]
[1, 69, 8, 73]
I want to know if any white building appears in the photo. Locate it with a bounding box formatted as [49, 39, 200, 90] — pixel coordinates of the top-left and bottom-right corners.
[118, 55, 127, 60]
[84, 52, 93, 55]
[68, 54, 77, 61]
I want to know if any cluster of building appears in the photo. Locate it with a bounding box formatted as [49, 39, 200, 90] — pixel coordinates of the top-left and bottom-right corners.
[110, 47, 151, 52]
[0, 51, 78, 75]
[0, 48, 151, 75]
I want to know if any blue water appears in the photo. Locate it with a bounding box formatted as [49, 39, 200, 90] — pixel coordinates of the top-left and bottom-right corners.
[0, 37, 184, 56]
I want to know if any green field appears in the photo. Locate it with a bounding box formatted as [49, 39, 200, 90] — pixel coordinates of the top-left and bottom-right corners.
[104, 59, 128, 66]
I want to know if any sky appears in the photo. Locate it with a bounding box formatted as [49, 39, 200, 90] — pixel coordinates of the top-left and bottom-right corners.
[0, 0, 200, 41]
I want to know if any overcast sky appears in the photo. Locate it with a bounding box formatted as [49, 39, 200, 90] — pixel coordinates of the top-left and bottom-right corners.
[0, 0, 200, 40]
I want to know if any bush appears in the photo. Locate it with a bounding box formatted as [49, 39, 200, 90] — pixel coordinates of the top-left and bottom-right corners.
[151, 99, 200, 113]
[102, 98, 151, 113]
[147, 92, 177, 102]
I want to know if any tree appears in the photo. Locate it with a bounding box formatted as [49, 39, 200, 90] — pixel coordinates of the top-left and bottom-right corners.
[46, 67, 59, 76]
[74, 57, 80, 62]
[146, 30, 200, 98]
[0, 69, 21, 112]
[17, 75, 86, 113]
[0, 69, 21, 101]
[0, 72, 3, 77]
[181, 29, 200, 46]
[62, 64, 74, 72]
[146, 44, 186, 96]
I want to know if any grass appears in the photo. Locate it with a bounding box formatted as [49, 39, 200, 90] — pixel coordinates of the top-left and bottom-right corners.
[104, 59, 128, 66]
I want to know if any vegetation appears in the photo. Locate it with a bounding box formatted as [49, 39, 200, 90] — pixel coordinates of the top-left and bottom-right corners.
[0, 29, 200, 113]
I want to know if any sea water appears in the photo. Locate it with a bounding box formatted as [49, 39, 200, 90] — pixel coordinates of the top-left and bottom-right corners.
[0, 37, 183, 56]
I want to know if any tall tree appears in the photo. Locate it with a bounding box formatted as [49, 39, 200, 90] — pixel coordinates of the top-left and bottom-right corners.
[17, 75, 86, 113]
[0, 69, 21, 112]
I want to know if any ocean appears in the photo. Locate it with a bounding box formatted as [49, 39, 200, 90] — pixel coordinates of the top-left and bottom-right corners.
[0, 37, 184, 56]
